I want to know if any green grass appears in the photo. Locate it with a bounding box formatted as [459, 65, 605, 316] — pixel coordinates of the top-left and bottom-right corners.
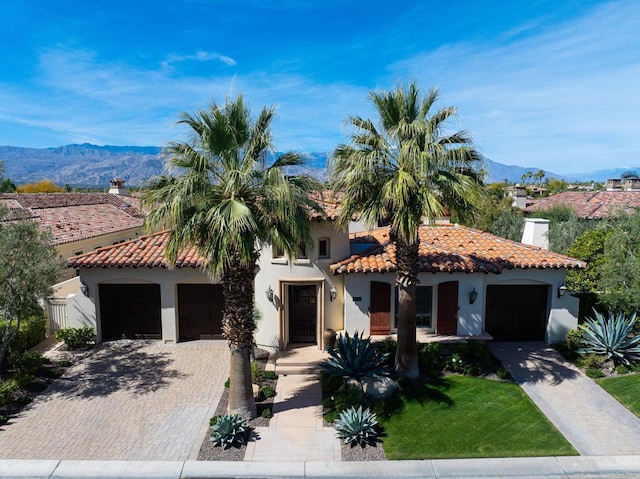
[380, 376, 577, 460]
[597, 373, 640, 418]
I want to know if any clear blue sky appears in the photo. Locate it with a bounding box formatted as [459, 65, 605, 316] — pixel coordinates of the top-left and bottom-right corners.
[0, 0, 637, 174]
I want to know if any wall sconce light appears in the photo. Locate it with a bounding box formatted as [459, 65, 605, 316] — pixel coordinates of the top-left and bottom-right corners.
[558, 284, 568, 298]
[80, 282, 89, 296]
[469, 287, 478, 305]
[266, 285, 274, 303]
[330, 286, 337, 302]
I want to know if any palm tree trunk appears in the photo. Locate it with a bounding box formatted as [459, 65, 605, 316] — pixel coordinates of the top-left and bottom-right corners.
[394, 236, 420, 378]
[223, 259, 258, 419]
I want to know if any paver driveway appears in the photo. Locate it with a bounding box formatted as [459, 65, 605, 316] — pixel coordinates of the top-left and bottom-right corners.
[0, 340, 229, 461]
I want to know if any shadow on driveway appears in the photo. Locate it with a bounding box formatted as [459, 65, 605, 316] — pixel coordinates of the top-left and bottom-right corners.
[44, 340, 187, 399]
[488, 341, 580, 386]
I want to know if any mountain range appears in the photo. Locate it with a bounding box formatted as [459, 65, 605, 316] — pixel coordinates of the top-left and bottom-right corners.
[0, 144, 629, 187]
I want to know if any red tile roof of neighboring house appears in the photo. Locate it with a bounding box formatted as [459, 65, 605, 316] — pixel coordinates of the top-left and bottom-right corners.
[309, 190, 342, 221]
[524, 191, 640, 219]
[330, 224, 585, 275]
[69, 230, 204, 269]
[0, 193, 145, 245]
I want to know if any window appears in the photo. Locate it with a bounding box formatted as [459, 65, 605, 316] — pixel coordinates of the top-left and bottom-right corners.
[318, 237, 330, 259]
[272, 244, 285, 259]
[395, 285, 433, 328]
[298, 243, 307, 259]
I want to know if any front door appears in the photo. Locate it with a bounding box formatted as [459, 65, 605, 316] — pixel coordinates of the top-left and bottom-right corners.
[288, 285, 317, 343]
[437, 281, 459, 335]
[370, 281, 391, 335]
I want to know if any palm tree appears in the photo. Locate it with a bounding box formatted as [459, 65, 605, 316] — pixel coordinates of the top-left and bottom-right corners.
[143, 95, 320, 418]
[330, 83, 484, 378]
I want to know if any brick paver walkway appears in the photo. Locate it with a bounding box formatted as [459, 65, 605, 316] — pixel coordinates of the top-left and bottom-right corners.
[489, 342, 640, 456]
[0, 340, 229, 461]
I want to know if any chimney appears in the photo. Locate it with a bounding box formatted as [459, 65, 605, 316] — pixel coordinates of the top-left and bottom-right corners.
[521, 218, 549, 249]
[108, 178, 128, 196]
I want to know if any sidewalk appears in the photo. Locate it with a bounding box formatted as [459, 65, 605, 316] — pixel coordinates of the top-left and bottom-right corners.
[489, 341, 640, 456]
[3, 455, 640, 478]
[244, 345, 342, 462]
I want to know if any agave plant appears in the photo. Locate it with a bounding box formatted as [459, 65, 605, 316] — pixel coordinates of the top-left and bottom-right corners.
[578, 311, 640, 366]
[334, 406, 380, 447]
[209, 414, 251, 449]
[319, 330, 390, 380]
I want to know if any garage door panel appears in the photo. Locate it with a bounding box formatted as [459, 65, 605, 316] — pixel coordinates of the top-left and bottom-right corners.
[99, 284, 161, 340]
[178, 284, 224, 341]
[485, 285, 548, 341]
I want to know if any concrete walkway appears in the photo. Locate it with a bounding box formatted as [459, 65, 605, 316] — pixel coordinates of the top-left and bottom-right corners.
[489, 341, 640, 456]
[244, 345, 342, 462]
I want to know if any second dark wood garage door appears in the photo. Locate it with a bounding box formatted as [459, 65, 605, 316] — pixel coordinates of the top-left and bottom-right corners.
[99, 284, 162, 340]
[178, 284, 224, 341]
[485, 285, 548, 341]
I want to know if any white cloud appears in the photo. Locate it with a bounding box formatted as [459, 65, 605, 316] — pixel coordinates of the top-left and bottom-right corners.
[386, 0, 640, 173]
[162, 51, 237, 69]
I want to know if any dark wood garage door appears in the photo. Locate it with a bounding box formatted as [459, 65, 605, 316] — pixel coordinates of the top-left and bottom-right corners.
[178, 284, 224, 341]
[485, 285, 548, 340]
[99, 284, 161, 340]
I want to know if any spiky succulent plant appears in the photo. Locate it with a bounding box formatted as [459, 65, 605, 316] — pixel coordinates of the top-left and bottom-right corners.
[578, 311, 640, 366]
[209, 414, 251, 449]
[334, 406, 380, 447]
[320, 330, 390, 380]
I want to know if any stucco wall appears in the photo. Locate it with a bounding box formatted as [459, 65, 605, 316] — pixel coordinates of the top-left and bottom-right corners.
[71, 267, 211, 343]
[254, 221, 349, 351]
[341, 268, 578, 343]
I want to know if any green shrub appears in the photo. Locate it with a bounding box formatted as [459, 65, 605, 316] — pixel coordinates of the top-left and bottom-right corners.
[444, 352, 464, 373]
[11, 351, 44, 376]
[578, 311, 640, 366]
[320, 331, 390, 380]
[0, 316, 47, 355]
[334, 406, 380, 447]
[209, 415, 219, 427]
[566, 328, 584, 352]
[262, 370, 277, 380]
[209, 414, 251, 449]
[55, 327, 95, 350]
[615, 365, 631, 375]
[585, 368, 605, 379]
[496, 368, 512, 381]
[0, 379, 19, 405]
[418, 342, 443, 376]
[261, 408, 273, 419]
[261, 385, 276, 398]
[224, 377, 230, 388]
[374, 339, 397, 367]
[576, 353, 606, 369]
[251, 361, 263, 384]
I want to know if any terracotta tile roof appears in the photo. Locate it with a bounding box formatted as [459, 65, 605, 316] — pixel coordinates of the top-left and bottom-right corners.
[0, 193, 145, 245]
[524, 191, 640, 219]
[330, 224, 585, 275]
[309, 190, 342, 221]
[69, 230, 204, 269]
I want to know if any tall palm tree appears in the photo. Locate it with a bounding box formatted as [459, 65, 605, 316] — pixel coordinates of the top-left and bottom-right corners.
[143, 95, 320, 418]
[331, 83, 484, 378]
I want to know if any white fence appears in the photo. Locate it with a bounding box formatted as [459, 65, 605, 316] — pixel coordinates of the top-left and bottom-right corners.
[46, 297, 68, 333]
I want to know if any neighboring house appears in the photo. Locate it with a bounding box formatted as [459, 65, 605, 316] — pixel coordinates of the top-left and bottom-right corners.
[67, 206, 585, 349]
[0, 181, 146, 274]
[524, 190, 640, 219]
[0, 180, 147, 332]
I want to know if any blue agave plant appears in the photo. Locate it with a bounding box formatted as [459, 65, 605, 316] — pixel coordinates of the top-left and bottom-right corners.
[319, 330, 390, 380]
[209, 414, 251, 449]
[334, 406, 380, 447]
[578, 311, 640, 366]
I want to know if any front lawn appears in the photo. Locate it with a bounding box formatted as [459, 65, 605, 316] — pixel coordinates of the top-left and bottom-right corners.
[597, 373, 640, 418]
[380, 375, 577, 460]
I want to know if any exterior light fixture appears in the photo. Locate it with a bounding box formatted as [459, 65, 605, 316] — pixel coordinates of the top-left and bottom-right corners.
[469, 287, 478, 305]
[266, 285, 274, 303]
[558, 284, 568, 298]
[80, 282, 89, 296]
[330, 286, 337, 302]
